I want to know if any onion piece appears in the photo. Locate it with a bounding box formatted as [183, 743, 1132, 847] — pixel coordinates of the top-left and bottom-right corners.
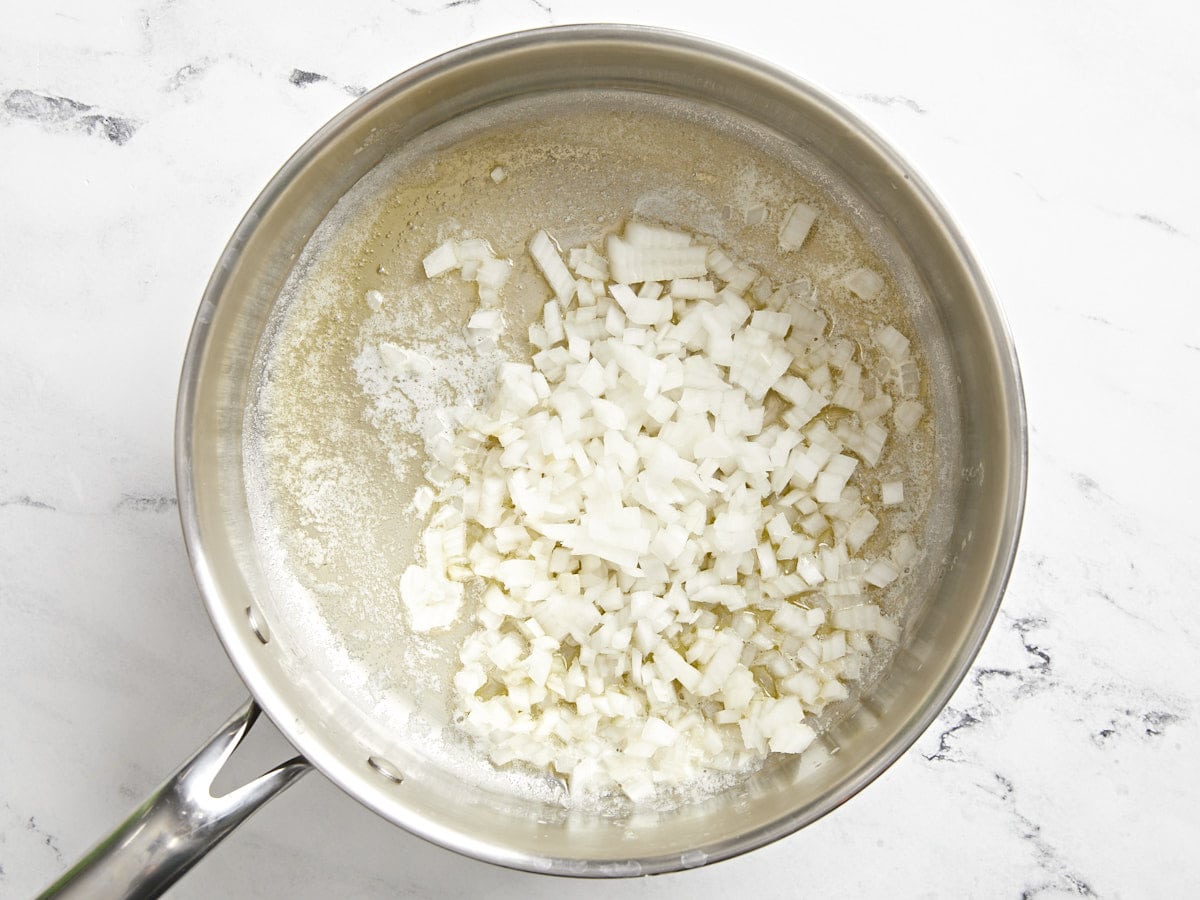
[844, 267, 884, 301]
[394, 220, 924, 802]
[778, 202, 818, 251]
[894, 400, 925, 434]
[530, 230, 577, 304]
[881, 481, 905, 506]
[422, 241, 459, 278]
[606, 234, 708, 283]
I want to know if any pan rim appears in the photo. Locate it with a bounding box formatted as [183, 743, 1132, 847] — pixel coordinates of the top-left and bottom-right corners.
[175, 23, 1028, 877]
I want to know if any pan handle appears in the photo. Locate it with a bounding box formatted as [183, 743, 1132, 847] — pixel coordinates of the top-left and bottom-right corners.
[39, 698, 311, 900]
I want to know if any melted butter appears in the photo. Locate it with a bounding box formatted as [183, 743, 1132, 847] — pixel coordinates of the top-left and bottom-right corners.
[243, 89, 935, 808]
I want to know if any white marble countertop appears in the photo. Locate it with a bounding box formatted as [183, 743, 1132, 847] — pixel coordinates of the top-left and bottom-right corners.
[3, 1, 1197, 897]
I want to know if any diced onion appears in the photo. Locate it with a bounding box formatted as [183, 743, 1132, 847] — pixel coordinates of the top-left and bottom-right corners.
[530, 230, 577, 304]
[881, 481, 904, 506]
[625, 221, 694, 248]
[422, 241, 459, 278]
[778, 202, 818, 251]
[894, 400, 925, 434]
[607, 233, 708, 283]
[844, 267, 884, 300]
[392, 219, 924, 803]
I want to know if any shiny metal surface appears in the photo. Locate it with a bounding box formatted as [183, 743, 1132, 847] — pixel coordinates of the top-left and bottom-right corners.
[54, 24, 1026, 888]
[39, 701, 309, 899]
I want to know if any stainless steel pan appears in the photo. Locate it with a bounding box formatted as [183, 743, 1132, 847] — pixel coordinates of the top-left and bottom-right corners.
[42, 25, 1026, 897]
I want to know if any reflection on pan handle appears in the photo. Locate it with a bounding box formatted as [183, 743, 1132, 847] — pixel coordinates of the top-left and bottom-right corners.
[38, 699, 311, 900]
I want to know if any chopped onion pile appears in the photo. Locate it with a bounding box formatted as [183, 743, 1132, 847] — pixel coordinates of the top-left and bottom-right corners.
[397, 220, 924, 802]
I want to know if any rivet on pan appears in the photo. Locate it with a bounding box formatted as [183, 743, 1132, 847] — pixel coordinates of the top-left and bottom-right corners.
[245, 606, 270, 644]
[367, 756, 404, 784]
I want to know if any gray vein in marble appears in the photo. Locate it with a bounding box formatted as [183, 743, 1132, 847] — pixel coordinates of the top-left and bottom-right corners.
[923, 597, 1190, 896]
[986, 771, 1095, 899]
[1141, 710, 1180, 736]
[973, 766, 1098, 899]
[1135, 212, 1185, 237]
[1025, 480, 1189, 638]
[923, 707, 981, 762]
[23, 815, 63, 865]
[0, 495, 56, 511]
[923, 614, 1054, 763]
[405, 0, 481, 12]
[1013, 171, 1047, 202]
[1016, 823, 1096, 899]
[1079, 312, 1132, 333]
[1092, 204, 1193, 243]
[1010, 615, 1052, 677]
[855, 92, 928, 114]
[1091, 585, 1165, 634]
[289, 68, 327, 87]
[1061, 466, 1137, 539]
[116, 493, 178, 513]
[2, 90, 139, 145]
[288, 68, 367, 97]
[167, 60, 214, 92]
[403, 0, 488, 15]
[1093, 708, 1181, 747]
[923, 616, 1101, 896]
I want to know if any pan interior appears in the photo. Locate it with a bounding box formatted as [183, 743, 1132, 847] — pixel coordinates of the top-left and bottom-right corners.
[243, 88, 951, 811]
